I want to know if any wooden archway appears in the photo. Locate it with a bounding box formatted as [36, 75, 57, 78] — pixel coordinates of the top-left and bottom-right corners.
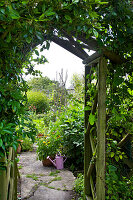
[0, 28, 132, 200]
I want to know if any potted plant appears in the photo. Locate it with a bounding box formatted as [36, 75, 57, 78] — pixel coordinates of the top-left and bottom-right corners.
[17, 140, 23, 153]
[36, 136, 58, 166]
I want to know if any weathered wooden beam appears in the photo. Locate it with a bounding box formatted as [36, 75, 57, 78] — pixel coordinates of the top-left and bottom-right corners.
[14, 151, 18, 200]
[96, 57, 107, 200]
[83, 52, 101, 65]
[0, 155, 7, 200]
[7, 147, 13, 193]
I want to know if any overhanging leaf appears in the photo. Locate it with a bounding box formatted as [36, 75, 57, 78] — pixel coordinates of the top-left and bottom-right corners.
[8, 6, 20, 19]
[0, 139, 3, 147]
[110, 152, 115, 158]
[89, 113, 95, 125]
[6, 32, 11, 43]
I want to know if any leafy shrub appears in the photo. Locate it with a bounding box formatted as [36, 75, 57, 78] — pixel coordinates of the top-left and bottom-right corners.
[21, 137, 33, 151]
[74, 173, 85, 200]
[60, 100, 84, 170]
[42, 99, 84, 170]
[27, 91, 49, 114]
[106, 165, 133, 200]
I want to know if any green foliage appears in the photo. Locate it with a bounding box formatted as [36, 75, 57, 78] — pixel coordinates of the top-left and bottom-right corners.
[74, 173, 85, 200]
[0, 1, 132, 198]
[41, 99, 84, 170]
[106, 165, 133, 200]
[27, 76, 56, 93]
[70, 73, 84, 100]
[60, 100, 84, 170]
[27, 91, 49, 114]
[36, 98, 84, 169]
[21, 137, 33, 152]
[0, 0, 132, 156]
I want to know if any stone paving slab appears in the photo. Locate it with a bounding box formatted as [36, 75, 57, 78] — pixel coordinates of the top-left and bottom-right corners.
[28, 186, 75, 200]
[18, 150, 77, 200]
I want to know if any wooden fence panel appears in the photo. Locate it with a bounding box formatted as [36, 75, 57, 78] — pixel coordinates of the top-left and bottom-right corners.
[0, 147, 17, 200]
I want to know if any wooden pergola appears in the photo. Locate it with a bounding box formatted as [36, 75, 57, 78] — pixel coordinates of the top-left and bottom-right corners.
[0, 31, 132, 200]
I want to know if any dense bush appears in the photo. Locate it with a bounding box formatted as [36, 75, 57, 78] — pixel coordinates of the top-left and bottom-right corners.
[106, 165, 133, 200]
[27, 91, 49, 114]
[60, 100, 84, 170]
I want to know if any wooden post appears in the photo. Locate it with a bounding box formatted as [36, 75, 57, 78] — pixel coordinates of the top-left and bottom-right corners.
[96, 57, 107, 200]
[13, 151, 18, 200]
[84, 65, 92, 197]
[0, 155, 7, 200]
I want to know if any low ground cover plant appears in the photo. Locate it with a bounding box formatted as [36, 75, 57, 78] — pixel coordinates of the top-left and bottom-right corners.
[74, 173, 85, 200]
[21, 137, 33, 152]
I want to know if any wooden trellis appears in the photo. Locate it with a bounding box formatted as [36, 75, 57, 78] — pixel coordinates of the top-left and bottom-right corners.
[84, 55, 133, 200]
[84, 56, 107, 200]
[0, 147, 17, 200]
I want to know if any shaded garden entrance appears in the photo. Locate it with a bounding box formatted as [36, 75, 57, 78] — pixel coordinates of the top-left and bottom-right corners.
[0, 1, 132, 200]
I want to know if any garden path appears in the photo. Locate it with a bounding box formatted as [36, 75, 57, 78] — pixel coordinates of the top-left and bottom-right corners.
[18, 145, 77, 200]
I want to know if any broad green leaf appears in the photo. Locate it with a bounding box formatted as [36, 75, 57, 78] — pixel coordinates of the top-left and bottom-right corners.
[46, 41, 50, 50]
[115, 156, 119, 162]
[93, 29, 99, 38]
[0, 139, 3, 147]
[35, 50, 39, 56]
[42, 4, 46, 12]
[119, 155, 123, 159]
[44, 10, 55, 17]
[108, 165, 117, 172]
[22, 1, 29, 5]
[72, 0, 79, 3]
[84, 106, 90, 111]
[2, 129, 12, 134]
[36, 31, 43, 40]
[26, 37, 32, 43]
[89, 113, 95, 125]
[65, 15, 72, 23]
[110, 152, 115, 158]
[0, 122, 3, 129]
[8, 6, 20, 19]
[13, 144, 17, 151]
[39, 13, 45, 20]
[0, 8, 5, 14]
[6, 32, 11, 43]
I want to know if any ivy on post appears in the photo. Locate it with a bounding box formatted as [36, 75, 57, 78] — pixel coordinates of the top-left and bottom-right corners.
[96, 57, 107, 200]
[84, 65, 92, 197]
